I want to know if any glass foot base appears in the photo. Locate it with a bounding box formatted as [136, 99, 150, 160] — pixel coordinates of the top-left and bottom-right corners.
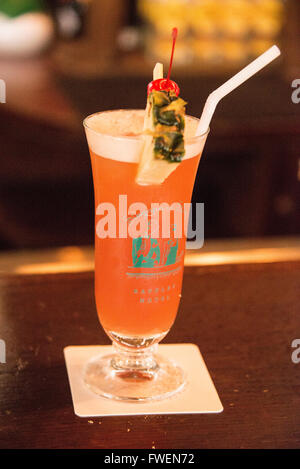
[84, 353, 185, 402]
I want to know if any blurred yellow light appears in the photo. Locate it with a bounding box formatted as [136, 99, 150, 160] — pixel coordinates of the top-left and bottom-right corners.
[138, 0, 285, 65]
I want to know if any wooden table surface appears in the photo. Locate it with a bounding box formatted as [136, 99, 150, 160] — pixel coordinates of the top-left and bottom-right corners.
[0, 260, 299, 449]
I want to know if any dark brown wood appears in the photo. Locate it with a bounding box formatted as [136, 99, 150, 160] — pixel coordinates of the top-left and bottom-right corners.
[0, 261, 299, 449]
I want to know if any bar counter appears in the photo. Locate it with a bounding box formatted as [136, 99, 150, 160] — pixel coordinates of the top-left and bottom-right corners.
[0, 238, 299, 449]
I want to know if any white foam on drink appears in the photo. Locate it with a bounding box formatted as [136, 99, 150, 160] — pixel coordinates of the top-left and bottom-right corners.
[84, 110, 207, 163]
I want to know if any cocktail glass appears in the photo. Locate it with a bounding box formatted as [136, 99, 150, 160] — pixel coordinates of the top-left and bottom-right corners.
[83, 109, 208, 401]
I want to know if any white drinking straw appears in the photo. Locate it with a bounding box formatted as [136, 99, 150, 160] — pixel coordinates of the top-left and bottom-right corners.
[196, 45, 281, 136]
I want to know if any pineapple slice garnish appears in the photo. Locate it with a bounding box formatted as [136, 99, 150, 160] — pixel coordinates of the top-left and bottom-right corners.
[136, 63, 186, 186]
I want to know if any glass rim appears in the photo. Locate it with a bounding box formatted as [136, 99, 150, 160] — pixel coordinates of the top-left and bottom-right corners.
[83, 109, 210, 143]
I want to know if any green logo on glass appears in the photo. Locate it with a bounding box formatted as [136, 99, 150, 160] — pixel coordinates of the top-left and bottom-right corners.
[132, 237, 178, 268]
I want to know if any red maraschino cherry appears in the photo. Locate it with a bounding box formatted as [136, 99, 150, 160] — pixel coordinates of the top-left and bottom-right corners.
[147, 28, 179, 96]
[147, 78, 179, 95]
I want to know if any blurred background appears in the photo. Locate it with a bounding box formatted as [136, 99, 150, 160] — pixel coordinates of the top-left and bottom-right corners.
[0, 0, 299, 251]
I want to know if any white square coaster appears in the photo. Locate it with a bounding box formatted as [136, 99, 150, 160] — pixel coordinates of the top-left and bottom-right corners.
[64, 344, 223, 417]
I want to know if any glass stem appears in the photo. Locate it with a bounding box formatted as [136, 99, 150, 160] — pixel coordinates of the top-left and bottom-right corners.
[111, 342, 159, 375]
